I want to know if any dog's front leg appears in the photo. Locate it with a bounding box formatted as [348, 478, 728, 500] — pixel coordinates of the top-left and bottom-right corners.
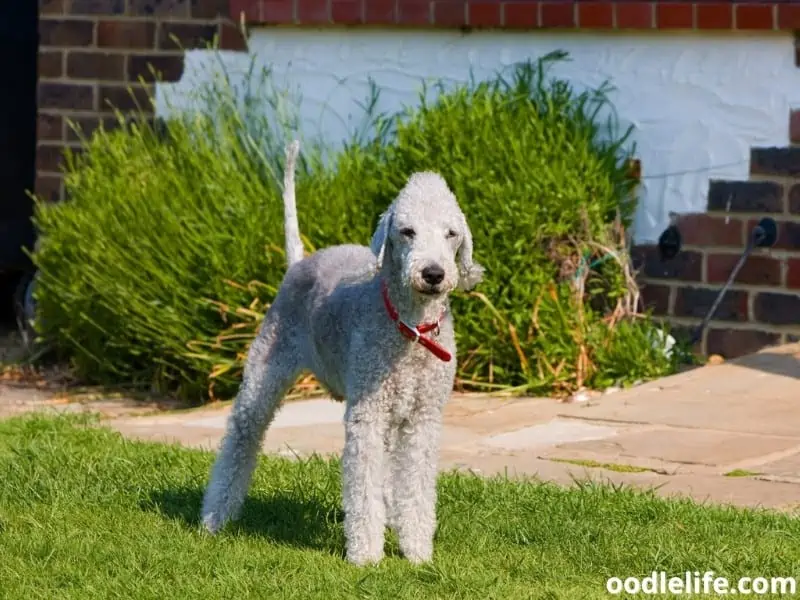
[342, 401, 389, 566]
[391, 410, 443, 564]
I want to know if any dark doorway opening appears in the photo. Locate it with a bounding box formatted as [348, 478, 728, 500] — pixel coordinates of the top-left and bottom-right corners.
[0, 3, 38, 323]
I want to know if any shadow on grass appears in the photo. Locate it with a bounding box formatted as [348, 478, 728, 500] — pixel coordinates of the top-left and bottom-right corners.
[142, 485, 347, 554]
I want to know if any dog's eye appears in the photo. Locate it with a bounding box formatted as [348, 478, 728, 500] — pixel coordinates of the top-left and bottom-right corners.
[446, 229, 458, 239]
[399, 227, 416, 239]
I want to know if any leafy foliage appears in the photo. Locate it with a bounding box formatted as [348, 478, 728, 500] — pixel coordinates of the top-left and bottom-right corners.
[32, 53, 681, 402]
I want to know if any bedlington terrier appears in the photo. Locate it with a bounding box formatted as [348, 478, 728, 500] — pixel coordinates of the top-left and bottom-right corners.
[200, 141, 483, 566]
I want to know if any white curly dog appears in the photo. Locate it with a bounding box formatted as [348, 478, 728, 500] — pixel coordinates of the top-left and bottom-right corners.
[201, 141, 483, 565]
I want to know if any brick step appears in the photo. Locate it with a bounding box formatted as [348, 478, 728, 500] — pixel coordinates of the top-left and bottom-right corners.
[656, 212, 800, 254]
[791, 109, 800, 145]
[634, 118, 800, 359]
[707, 179, 785, 213]
[750, 147, 800, 177]
[704, 327, 782, 359]
[639, 280, 800, 356]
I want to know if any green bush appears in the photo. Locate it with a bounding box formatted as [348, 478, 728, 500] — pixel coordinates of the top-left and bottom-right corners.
[32, 53, 681, 402]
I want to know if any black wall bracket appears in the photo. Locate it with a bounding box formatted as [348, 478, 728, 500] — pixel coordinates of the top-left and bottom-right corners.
[657, 216, 778, 346]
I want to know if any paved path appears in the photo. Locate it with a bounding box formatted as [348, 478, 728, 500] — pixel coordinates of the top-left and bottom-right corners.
[4, 344, 800, 511]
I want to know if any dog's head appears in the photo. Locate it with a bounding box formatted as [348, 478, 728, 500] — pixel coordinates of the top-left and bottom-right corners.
[370, 172, 484, 296]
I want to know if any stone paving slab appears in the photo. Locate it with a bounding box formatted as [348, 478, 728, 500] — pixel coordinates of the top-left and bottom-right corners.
[0, 383, 171, 420]
[439, 451, 800, 510]
[544, 428, 800, 468]
[755, 451, 800, 485]
[553, 344, 800, 438]
[480, 419, 620, 451]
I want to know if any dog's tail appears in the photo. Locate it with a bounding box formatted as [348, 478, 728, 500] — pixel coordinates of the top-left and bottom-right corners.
[282, 139, 303, 267]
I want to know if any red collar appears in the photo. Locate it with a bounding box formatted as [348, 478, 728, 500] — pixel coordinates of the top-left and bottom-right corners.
[381, 279, 452, 362]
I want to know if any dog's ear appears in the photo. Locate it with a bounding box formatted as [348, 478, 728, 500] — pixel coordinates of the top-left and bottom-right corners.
[457, 215, 484, 291]
[370, 207, 394, 270]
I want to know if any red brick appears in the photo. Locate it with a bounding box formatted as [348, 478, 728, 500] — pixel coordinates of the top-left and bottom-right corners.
[631, 245, 703, 282]
[297, 0, 329, 23]
[99, 84, 154, 112]
[39, 82, 95, 111]
[705, 253, 782, 287]
[37, 113, 63, 142]
[578, 2, 612, 29]
[706, 328, 780, 359]
[674, 287, 748, 321]
[750, 147, 800, 178]
[397, 0, 431, 25]
[791, 110, 800, 145]
[615, 2, 652, 29]
[503, 1, 538, 28]
[365, 0, 394, 23]
[433, 1, 466, 27]
[191, 0, 229, 18]
[708, 180, 783, 213]
[218, 22, 248, 51]
[775, 221, 800, 252]
[786, 258, 800, 289]
[640, 283, 672, 316]
[66, 116, 119, 142]
[656, 2, 693, 29]
[67, 51, 126, 81]
[540, 1, 574, 28]
[39, 50, 64, 79]
[228, 0, 262, 21]
[68, 0, 124, 14]
[735, 4, 775, 30]
[468, 2, 501, 28]
[753, 292, 800, 326]
[778, 5, 800, 30]
[696, 3, 732, 30]
[331, 0, 362, 23]
[35, 174, 63, 203]
[97, 20, 155, 48]
[36, 143, 66, 173]
[127, 0, 191, 17]
[259, 0, 295, 21]
[128, 55, 185, 83]
[40, 0, 65, 15]
[675, 213, 743, 248]
[40, 18, 95, 47]
[788, 185, 800, 214]
[158, 23, 218, 50]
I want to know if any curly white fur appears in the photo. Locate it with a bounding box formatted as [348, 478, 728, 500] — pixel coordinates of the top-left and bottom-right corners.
[200, 142, 484, 565]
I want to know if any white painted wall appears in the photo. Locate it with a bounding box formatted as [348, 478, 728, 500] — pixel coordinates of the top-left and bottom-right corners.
[156, 29, 800, 243]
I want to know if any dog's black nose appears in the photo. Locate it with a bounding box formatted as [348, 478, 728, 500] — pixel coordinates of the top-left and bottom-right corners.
[421, 264, 445, 285]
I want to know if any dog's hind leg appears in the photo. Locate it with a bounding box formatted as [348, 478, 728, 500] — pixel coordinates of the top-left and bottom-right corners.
[201, 323, 301, 534]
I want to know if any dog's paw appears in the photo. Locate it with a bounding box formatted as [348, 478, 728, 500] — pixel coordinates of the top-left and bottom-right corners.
[346, 549, 384, 567]
[201, 511, 225, 534]
[400, 539, 433, 565]
[403, 550, 433, 565]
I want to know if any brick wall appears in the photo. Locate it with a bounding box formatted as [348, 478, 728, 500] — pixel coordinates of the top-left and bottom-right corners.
[230, 0, 800, 30]
[636, 135, 800, 358]
[37, 0, 246, 203]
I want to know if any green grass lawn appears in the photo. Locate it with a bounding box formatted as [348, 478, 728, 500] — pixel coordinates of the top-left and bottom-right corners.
[1, 415, 799, 599]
